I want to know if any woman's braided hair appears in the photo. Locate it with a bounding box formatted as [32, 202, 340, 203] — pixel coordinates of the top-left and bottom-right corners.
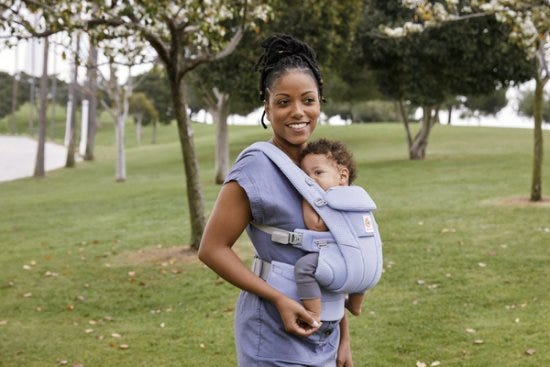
[255, 34, 325, 128]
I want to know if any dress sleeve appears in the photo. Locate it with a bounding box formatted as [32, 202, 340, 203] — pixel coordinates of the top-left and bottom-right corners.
[225, 150, 266, 224]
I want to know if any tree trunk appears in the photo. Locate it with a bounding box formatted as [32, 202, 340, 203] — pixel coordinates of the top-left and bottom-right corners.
[409, 106, 435, 160]
[213, 88, 230, 184]
[34, 37, 49, 178]
[398, 99, 413, 150]
[136, 115, 143, 145]
[85, 43, 98, 161]
[530, 75, 546, 201]
[447, 104, 453, 125]
[151, 120, 157, 144]
[11, 72, 19, 134]
[115, 69, 131, 182]
[65, 33, 80, 168]
[115, 114, 127, 182]
[170, 76, 206, 249]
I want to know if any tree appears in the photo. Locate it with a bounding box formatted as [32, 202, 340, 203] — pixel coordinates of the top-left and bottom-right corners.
[392, 0, 549, 199]
[33, 37, 49, 177]
[360, 1, 533, 159]
[65, 32, 80, 168]
[2, 1, 270, 248]
[84, 42, 98, 161]
[518, 89, 550, 123]
[133, 66, 174, 124]
[129, 92, 159, 145]
[462, 88, 508, 118]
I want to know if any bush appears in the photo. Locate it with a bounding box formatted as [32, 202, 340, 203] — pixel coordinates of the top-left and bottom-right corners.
[517, 89, 550, 123]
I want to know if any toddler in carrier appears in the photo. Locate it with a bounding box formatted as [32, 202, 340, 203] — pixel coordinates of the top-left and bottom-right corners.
[296, 138, 364, 324]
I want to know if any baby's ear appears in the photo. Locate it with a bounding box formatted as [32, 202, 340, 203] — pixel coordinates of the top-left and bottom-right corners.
[339, 167, 349, 185]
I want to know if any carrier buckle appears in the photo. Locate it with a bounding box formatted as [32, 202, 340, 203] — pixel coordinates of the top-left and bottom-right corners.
[271, 230, 303, 245]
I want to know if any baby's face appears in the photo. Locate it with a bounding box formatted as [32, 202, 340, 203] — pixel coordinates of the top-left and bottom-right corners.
[301, 153, 347, 191]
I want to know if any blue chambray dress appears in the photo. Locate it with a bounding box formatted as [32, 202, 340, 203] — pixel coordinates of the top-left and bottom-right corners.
[225, 145, 341, 367]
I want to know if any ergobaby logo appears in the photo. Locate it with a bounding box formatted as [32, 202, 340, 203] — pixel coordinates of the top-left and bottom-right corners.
[363, 214, 374, 233]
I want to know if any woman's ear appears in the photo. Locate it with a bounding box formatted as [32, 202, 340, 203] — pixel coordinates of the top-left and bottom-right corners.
[264, 101, 271, 122]
[339, 167, 350, 186]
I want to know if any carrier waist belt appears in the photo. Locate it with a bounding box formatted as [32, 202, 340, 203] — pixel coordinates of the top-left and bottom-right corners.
[251, 257, 345, 321]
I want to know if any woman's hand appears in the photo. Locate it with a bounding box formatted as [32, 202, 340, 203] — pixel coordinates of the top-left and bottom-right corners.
[337, 314, 353, 366]
[273, 295, 320, 337]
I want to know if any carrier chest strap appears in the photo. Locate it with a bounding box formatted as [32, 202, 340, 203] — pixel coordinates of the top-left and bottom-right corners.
[251, 222, 303, 245]
[251, 222, 336, 252]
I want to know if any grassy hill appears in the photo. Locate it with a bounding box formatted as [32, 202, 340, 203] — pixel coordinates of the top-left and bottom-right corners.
[0, 121, 549, 366]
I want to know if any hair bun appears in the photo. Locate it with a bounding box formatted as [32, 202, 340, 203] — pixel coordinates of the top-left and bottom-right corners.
[257, 34, 317, 70]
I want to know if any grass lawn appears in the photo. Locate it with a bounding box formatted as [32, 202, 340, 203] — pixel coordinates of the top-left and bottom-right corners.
[0, 120, 549, 366]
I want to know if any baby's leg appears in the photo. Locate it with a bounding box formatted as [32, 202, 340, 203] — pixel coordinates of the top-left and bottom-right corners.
[346, 293, 364, 316]
[294, 253, 322, 323]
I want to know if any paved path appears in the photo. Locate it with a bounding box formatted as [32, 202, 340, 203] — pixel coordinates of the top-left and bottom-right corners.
[0, 135, 69, 183]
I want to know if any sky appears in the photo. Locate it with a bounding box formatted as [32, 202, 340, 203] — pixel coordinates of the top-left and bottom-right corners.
[0, 34, 151, 83]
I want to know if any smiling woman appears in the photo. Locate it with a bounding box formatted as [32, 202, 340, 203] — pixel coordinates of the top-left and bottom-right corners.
[197, 34, 355, 366]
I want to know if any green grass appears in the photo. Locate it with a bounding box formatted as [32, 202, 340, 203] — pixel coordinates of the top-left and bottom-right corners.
[1, 121, 549, 366]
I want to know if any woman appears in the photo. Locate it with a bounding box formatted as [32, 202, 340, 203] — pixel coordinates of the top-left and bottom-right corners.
[198, 34, 353, 366]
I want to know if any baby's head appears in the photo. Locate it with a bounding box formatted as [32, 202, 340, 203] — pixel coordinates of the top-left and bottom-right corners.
[300, 139, 357, 191]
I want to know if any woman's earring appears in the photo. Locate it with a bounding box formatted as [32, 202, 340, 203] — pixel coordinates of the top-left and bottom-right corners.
[261, 110, 268, 129]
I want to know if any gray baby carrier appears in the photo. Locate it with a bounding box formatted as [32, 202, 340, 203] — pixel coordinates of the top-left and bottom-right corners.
[242, 142, 383, 295]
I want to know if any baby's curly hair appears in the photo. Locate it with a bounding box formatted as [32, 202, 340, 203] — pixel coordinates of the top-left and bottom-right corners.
[300, 139, 357, 184]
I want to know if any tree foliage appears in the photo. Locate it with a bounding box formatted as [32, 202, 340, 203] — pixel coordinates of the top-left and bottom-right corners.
[389, 0, 549, 200]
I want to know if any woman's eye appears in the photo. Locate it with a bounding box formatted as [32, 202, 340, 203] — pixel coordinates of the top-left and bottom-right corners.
[305, 97, 316, 104]
[277, 99, 289, 106]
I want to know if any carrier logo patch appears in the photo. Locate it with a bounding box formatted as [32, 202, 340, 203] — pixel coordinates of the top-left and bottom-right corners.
[363, 214, 374, 233]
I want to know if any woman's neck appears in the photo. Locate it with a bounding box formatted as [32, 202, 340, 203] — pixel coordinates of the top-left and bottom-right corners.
[269, 138, 303, 165]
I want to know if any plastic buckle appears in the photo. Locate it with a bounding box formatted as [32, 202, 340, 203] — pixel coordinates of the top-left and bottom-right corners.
[288, 232, 303, 245]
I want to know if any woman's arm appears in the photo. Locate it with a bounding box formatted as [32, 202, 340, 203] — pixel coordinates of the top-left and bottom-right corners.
[198, 181, 319, 336]
[337, 313, 353, 367]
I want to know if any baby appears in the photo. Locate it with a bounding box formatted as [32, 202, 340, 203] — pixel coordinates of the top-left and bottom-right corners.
[295, 138, 364, 324]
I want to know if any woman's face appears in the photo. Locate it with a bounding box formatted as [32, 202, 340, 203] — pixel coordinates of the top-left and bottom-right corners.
[265, 70, 320, 150]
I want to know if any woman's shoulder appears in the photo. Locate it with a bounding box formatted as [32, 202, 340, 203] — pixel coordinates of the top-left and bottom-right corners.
[230, 145, 273, 175]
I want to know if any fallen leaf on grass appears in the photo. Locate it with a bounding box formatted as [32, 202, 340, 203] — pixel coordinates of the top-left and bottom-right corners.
[23, 292, 32, 298]
[199, 343, 206, 349]
[416, 362, 426, 367]
[85, 328, 94, 334]
[478, 262, 487, 268]
[67, 304, 75, 311]
[430, 362, 441, 366]
[57, 360, 68, 365]
[525, 349, 536, 356]
[473, 339, 484, 345]
[119, 344, 129, 350]
[465, 328, 476, 334]
[0, 320, 7, 326]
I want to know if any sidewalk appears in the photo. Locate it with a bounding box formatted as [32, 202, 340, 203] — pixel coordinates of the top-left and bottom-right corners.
[0, 135, 69, 183]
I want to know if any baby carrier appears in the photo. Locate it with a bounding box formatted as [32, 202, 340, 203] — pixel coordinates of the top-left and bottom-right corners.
[242, 142, 383, 295]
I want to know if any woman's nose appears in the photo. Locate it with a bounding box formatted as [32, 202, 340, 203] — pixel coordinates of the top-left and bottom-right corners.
[291, 102, 304, 118]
